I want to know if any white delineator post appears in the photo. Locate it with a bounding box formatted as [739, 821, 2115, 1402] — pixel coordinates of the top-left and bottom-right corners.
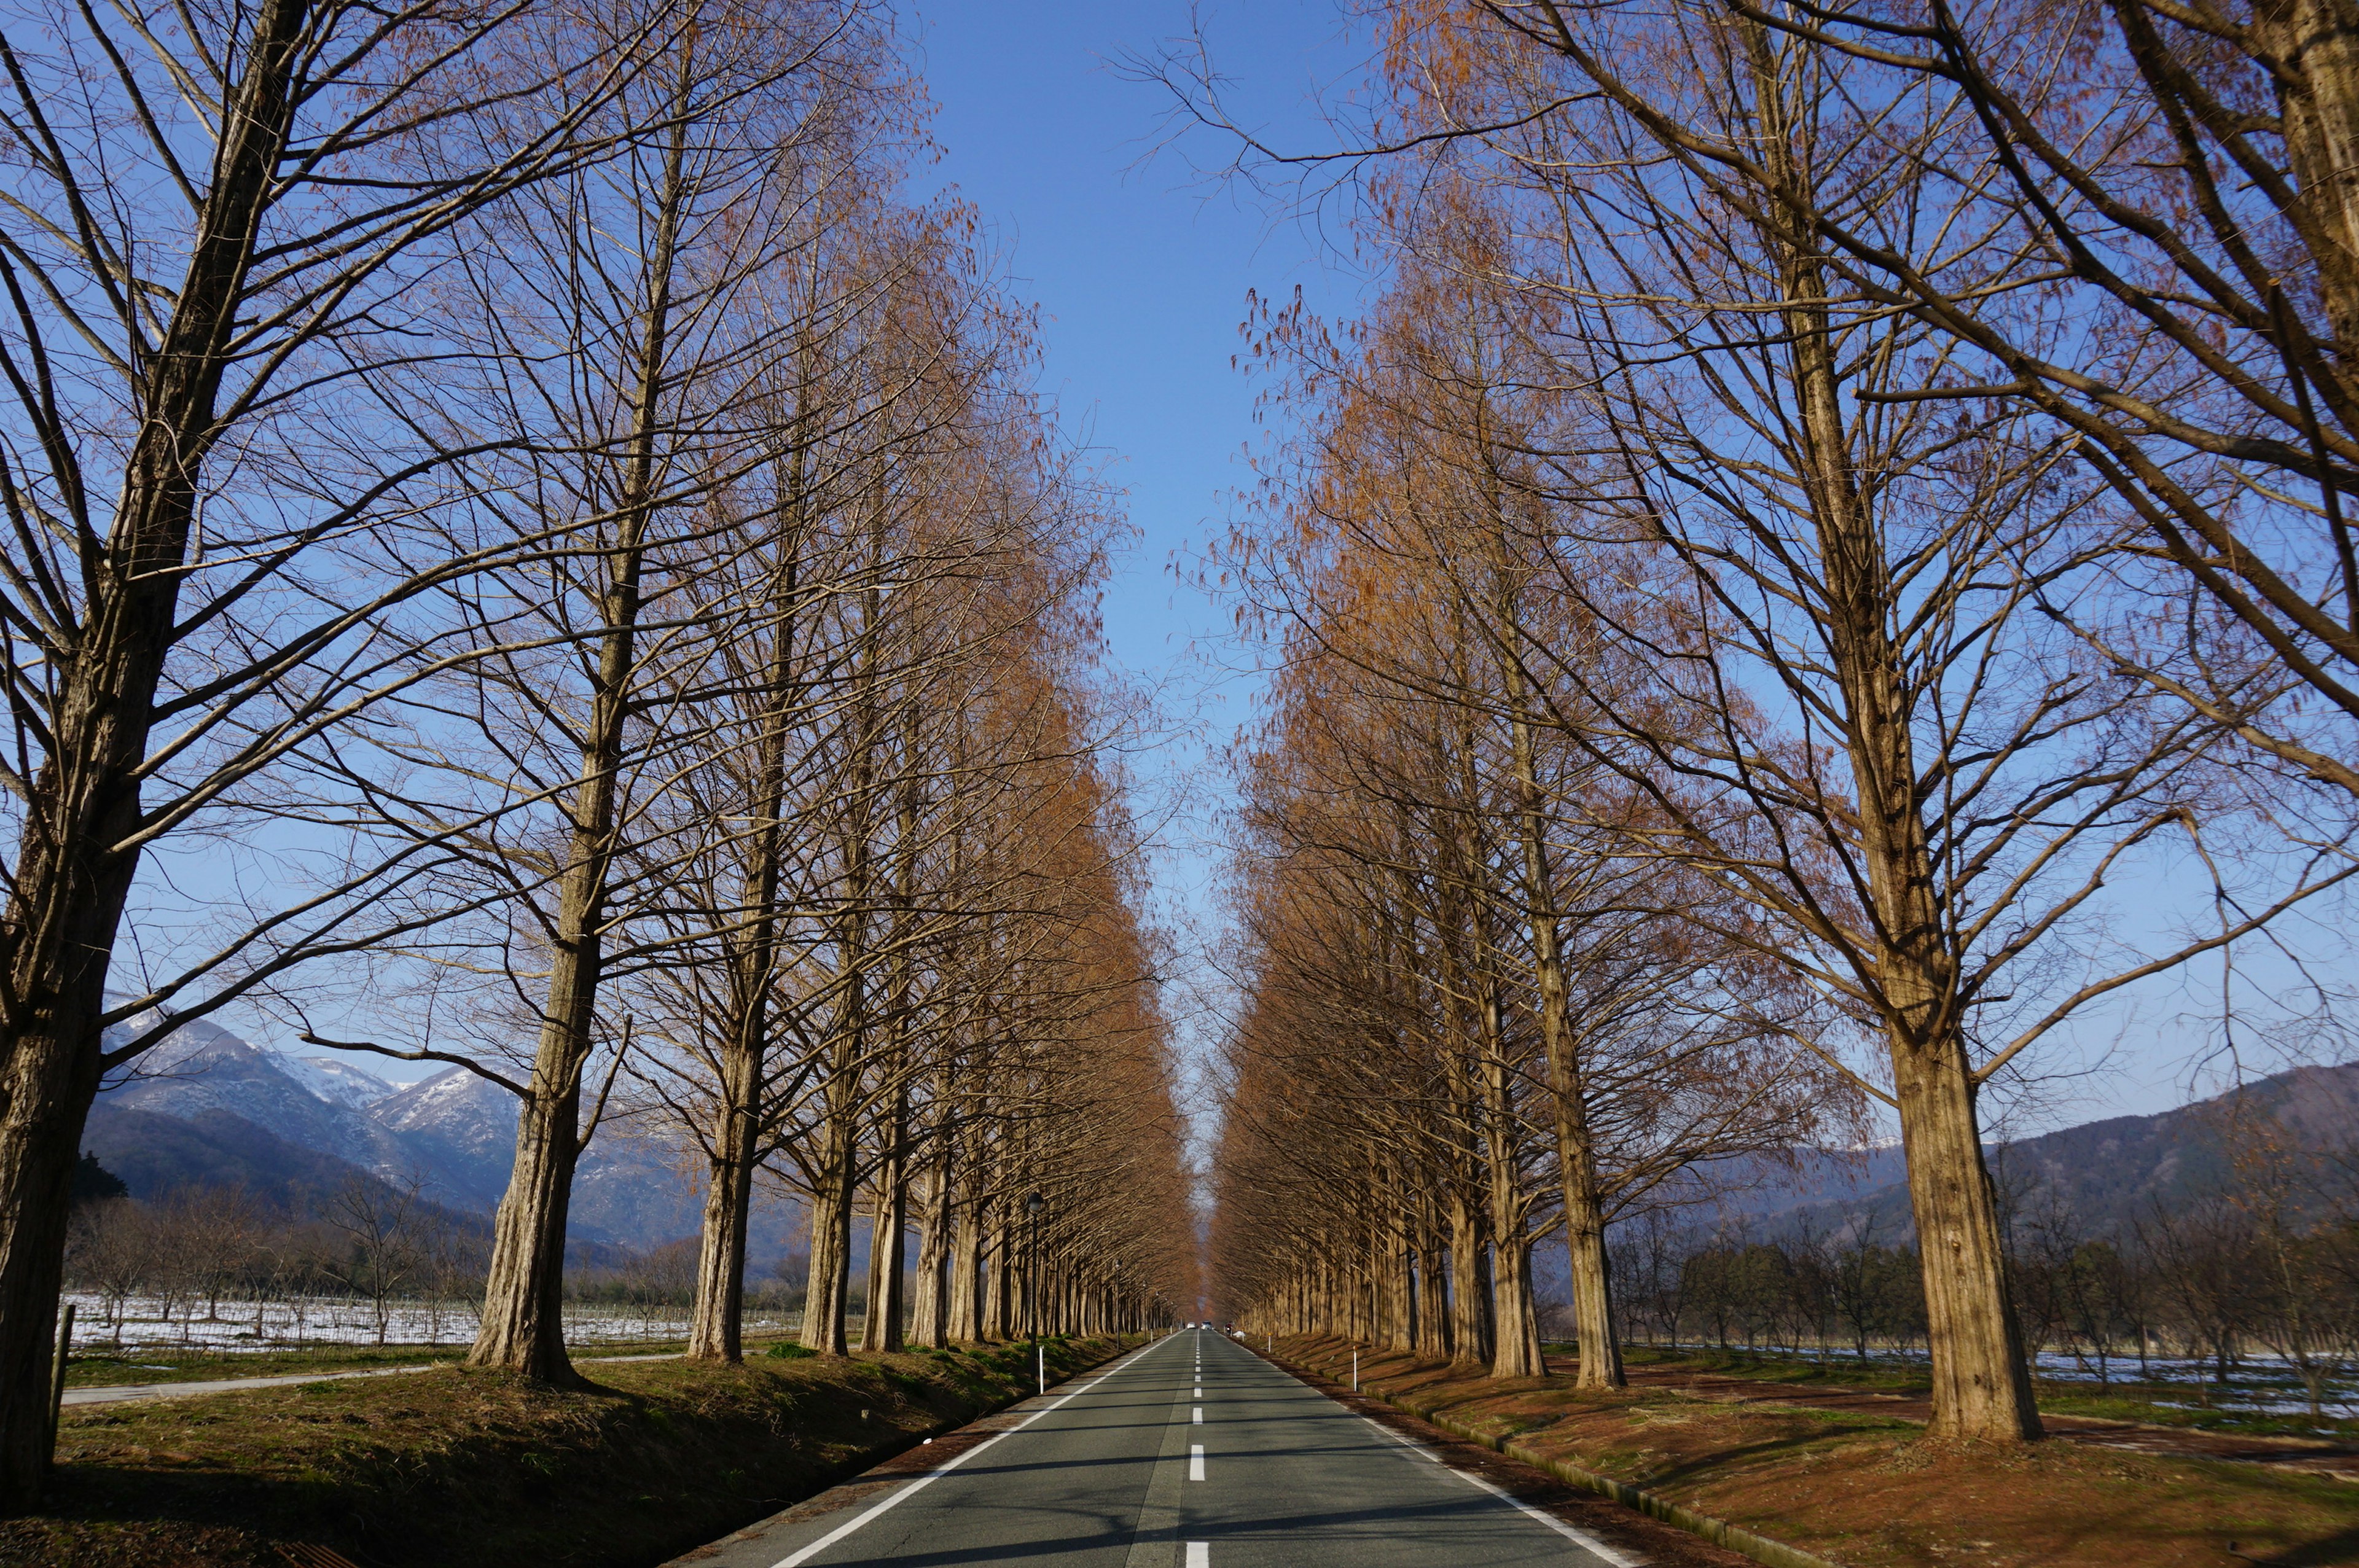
[1037, 1343, 1045, 1396]
[1353, 1348, 1359, 1392]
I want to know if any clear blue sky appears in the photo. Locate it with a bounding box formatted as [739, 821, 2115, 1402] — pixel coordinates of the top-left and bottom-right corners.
[911, 1, 1367, 940]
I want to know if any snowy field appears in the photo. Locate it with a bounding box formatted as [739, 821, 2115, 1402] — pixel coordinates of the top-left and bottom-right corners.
[60, 1293, 796, 1353]
[1642, 1339, 2359, 1420]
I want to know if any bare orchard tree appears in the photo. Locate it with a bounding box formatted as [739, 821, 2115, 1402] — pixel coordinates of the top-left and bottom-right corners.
[318, 1176, 426, 1348]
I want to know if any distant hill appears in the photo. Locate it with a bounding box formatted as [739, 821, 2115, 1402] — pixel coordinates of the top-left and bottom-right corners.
[95, 1015, 802, 1265]
[1724, 1063, 2359, 1246]
[87, 1103, 424, 1213]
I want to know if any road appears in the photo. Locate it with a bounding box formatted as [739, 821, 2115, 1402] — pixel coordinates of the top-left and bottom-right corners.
[678, 1326, 1640, 1567]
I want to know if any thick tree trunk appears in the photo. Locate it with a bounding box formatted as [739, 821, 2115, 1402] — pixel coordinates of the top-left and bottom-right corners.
[861, 1166, 906, 1352]
[1447, 1190, 1491, 1366]
[0, 0, 310, 1505]
[2258, 0, 2359, 357]
[1893, 1023, 2040, 1441]
[686, 1043, 759, 1362]
[984, 1213, 1010, 1339]
[948, 1185, 984, 1341]
[0, 1022, 104, 1505]
[910, 1153, 952, 1348]
[1477, 988, 1541, 1379]
[1418, 1236, 1454, 1359]
[799, 1121, 854, 1354]
[469, 1058, 584, 1379]
[1742, 28, 2041, 1440]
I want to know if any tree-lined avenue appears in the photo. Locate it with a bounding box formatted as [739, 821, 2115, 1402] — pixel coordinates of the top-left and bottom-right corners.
[680, 1328, 1631, 1567]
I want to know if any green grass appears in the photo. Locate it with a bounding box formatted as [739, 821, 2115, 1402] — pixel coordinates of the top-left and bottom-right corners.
[11, 1333, 1141, 1568]
[62, 1343, 472, 1389]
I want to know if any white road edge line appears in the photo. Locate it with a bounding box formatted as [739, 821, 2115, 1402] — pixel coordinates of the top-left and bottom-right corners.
[765, 1335, 1173, 1568]
[1359, 1416, 1644, 1568]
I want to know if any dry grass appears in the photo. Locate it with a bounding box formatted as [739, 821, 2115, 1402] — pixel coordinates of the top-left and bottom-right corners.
[1284, 1336, 2359, 1567]
[3, 1336, 1122, 1568]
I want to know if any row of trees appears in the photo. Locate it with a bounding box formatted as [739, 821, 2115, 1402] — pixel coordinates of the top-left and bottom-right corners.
[67, 1182, 483, 1348]
[1616, 1138, 2359, 1420]
[65, 1187, 793, 1349]
[1191, 0, 2359, 1445]
[0, 0, 1191, 1504]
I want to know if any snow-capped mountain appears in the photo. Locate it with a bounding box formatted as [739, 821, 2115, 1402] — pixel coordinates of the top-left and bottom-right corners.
[370, 1067, 521, 1209]
[104, 1018, 415, 1176]
[281, 1053, 399, 1110]
[91, 1014, 797, 1259]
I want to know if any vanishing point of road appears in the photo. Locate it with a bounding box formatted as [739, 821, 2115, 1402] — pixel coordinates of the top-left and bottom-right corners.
[674, 1327, 1641, 1567]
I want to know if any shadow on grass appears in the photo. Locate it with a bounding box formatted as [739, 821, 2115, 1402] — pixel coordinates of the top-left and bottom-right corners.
[2235, 1524, 2359, 1566]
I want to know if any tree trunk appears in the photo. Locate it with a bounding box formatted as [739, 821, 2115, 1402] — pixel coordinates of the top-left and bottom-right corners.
[1448, 1190, 1490, 1366]
[910, 1151, 952, 1348]
[469, 77, 690, 1383]
[1747, 24, 2040, 1441]
[948, 1182, 984, 1341]
[2258, 0, 2359, 359]
[687, 483, 805, 1364]
[0, 0, 311, 1504]
[1892, 1028, 2040, 1441]
[799, 1112, 855, 1354]
[1481, 1007, 1542, 1379]
[1507, 689, 1621, 1388]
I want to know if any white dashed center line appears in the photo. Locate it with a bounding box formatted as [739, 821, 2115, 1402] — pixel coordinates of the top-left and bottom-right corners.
[1185, 1544, 1209, 1568]
[1192, 1406, 1203, 1423]
[1189, 1444, 1205, 1481]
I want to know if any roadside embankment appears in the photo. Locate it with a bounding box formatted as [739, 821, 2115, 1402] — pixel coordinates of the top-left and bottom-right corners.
[1270, 1335, 2359, 1568]
[2, 1334, 1132, 1568]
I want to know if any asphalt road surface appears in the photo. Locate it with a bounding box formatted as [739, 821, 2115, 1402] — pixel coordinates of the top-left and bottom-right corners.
[678, 1326, 1640, 1567]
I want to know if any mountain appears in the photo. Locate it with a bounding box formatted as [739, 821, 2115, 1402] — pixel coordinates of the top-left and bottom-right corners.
[1721, 1062, 2359, 1246]
[93, 1016, 801, 1263]
[80, 1103, 483, 1235]
[282, 1054, 399, 1110]
[368, 1067, 520, 1210]
[106, 1018, 418, 1176]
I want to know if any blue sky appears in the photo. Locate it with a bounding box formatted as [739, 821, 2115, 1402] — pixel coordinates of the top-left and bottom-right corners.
[910, 1, 1367, 937]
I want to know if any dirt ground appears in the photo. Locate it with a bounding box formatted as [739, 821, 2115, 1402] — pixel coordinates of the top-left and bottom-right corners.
[1276, 1337, 2359, 1567]
[1601, 1357, 2359, 1484]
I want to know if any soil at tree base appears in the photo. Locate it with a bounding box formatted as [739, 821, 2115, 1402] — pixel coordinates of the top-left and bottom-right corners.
[0, 1335, 1124, 1567]
[1274, 1336, 2359, 1567]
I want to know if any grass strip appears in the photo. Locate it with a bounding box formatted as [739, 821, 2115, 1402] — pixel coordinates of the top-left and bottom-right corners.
[1268, 1340, 1844, 1568]
[1276, 1336, 2359, 1568]
[6, 1333, 1132, 1567]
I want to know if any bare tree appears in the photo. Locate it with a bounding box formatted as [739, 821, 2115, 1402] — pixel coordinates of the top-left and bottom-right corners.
[0, 0, 717, 1496]
[318, 1177, 426, 1348]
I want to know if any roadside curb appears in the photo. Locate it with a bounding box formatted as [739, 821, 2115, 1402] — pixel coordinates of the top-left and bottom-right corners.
[1273, 1344, 1850, 1568]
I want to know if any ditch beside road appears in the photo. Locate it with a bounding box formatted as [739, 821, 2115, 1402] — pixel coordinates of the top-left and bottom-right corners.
[61, 1348, 686, 1407]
